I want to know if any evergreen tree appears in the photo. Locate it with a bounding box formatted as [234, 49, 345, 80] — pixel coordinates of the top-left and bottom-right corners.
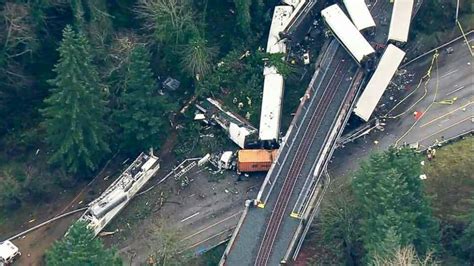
[114, 44, 174, 152]
[352, 148, 439, 262]
[41, 25, 110, 175]
[233, 0, 252, 34]
[320, 180, 362, 264]
[456, 200, 474, 262]
[45, 221, 122, 265]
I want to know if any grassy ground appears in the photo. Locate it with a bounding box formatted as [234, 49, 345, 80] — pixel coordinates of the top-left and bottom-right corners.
[424, 137, 474, 222]
[423, 136, 473, 263]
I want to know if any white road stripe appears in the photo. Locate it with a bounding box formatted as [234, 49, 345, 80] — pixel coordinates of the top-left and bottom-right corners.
[446, 85, 465, 96]
[440, 69, 458, 79]
[180, 211, 241, 241]
[180, 212, 200, 223]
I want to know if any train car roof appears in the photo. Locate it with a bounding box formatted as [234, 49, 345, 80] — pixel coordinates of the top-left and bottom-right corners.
[388, 0, 414, 43]
[266, 6, 293, 54]
[321, 4, 375, 63]
[354, 44, 406, 121]
[343, 0, 376, 31]
[259, 67, 284, 141]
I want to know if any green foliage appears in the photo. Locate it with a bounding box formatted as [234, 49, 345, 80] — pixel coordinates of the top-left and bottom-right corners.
[180, 34, 218, 80]
[319, 180, 362, 264]
[425, 138, 474, 221]
[352, 148, 440, 262]
[456, 204, 474, 262]
[412, 0, 473, 36]
[41, 25, 111, 175]
[45, 221, 122, 266]
[0, 174, 22, 210]
[233, 0, 252, 34]
[261, 51, 296, 78]
[423, 138, 474, 263]
[198, 49, 264, 125]
[150, 225, 191, 265]
[113, 44, 175, 152]
[136, 0, 197, 45]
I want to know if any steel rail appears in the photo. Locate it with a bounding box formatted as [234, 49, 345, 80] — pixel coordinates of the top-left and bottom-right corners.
[255, 60, 347, 265]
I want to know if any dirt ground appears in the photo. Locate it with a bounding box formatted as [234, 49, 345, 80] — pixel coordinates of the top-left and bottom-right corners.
[103, 161, 262, 265]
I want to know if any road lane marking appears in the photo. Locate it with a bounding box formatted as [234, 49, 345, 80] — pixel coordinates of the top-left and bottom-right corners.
[419, 102, 473, 128]
[180, 211, 241, 241]
[440, 69, 458, 79]
[446, 85, 465, 96]
[184, 227, 234, 250]
[417, 116, 473, 143]
[180, 212, 200, 223]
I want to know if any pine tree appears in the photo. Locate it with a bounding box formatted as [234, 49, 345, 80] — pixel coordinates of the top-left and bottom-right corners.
[233, 0, 252, 34]
[114, 44, 174, 152]
[41, 25, 110, 175]
[320, 180, 362, 264]
[352, 148, 439, 262]
[456, 200, 474, 262]
[45, 221, 122, 265]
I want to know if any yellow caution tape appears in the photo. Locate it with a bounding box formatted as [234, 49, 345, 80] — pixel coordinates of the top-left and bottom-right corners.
[436, 97, 458, 105]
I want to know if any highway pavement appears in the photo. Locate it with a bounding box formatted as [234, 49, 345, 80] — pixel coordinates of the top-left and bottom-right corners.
[330, 35, 473, 179]
[392, 36, 473, 147]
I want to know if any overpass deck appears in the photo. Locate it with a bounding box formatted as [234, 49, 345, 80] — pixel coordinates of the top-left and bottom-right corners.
[220, 0, 426, 263]
[222, 40, 361, 265]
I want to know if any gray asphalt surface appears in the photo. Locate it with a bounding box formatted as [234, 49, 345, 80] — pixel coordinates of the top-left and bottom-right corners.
[394, 37, 473, 147]
[330, 35, 473, 179]
[111, 163, 262, 264]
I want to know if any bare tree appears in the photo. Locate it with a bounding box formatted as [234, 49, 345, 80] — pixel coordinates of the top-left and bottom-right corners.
[372, 245, 438, 266]
[103, 31, 142, 91]
[0, 2, 38, 86]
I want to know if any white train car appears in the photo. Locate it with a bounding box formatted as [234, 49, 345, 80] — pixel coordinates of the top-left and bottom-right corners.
[342, 0, 376, 31]
[388, 0, 414, 44]
[259, 6, 293, 142]
[321, 4, 375, 64]
[354, 44, 406, 121]
[78, 152, 160, 236]
[282, 0, 307, 32]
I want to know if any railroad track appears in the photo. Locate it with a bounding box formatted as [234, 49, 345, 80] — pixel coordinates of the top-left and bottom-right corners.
[254, 59, 349, 265]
